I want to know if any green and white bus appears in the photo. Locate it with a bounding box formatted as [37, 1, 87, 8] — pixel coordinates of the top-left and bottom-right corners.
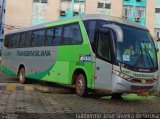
[1, 14, 159, 97]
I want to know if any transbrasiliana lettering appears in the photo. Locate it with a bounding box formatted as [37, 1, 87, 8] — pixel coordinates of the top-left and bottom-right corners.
[17, 50, 51, 57]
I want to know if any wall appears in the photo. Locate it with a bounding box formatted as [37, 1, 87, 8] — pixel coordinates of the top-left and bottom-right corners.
[46, 0, 60, 22]
[85, 0, 98, 14]
[155, 0, 160, 38]
[4, 0, 60, 33]
[123, 0, 147, 26]
[146, 0, 155, 35]
[5, 0, 33, 33]
[111, 0, 123, 17]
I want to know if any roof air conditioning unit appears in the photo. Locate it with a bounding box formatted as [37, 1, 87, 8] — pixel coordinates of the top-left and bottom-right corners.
[135, 17, 140, 22]
[123, 15, 128, 19]
[60, 11, 66, 16]
[74, 11, 79, 16]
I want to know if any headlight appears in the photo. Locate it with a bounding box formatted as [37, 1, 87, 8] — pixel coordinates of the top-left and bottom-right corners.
[154, 74, 159, 80]
[113, 70, 131, 80]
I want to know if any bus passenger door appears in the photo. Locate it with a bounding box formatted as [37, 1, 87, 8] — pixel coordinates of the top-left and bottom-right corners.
[94, 30, 113, 90]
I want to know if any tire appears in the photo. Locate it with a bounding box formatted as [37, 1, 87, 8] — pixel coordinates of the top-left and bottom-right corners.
[18, 68, 26, 84]
[111, 93, 123, 100]
[75, 74, 88, 97]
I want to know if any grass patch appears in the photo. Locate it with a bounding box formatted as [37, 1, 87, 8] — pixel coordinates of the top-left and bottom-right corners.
[122, 94, 157, 101]
[101, 94, 158, 101]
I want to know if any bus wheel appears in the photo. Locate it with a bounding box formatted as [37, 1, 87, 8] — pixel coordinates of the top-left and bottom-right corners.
[18, 68, 26, 84]
[75, 74, 88, 97]
[111, 93, 123, 100]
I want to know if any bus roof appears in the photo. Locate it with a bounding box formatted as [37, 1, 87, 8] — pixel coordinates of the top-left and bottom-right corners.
[82, 14, 146, 29]
[5, 14, 147, 35]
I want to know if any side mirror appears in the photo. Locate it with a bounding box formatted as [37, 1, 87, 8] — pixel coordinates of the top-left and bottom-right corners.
[103, 24, 123, 42]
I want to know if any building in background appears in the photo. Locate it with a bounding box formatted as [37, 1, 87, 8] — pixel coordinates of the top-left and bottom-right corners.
[97, 0, 112, 15]
[0, 0, 5, 50]
[4, 0, 60, 33]
[123, 0, 146, 26]
[155, 0, 160, 38]
[4, 0, 123, 33]
[85, 0, 123, 18]
[3, 0, 159, 37]
[59, 0, 122, 18]
[122, 0, 155, 35]
[32, 0, 48, 25]
[60, 0, 85, 19]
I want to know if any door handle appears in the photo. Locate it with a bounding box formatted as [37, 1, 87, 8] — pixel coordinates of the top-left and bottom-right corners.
[97, 67, 100, 70]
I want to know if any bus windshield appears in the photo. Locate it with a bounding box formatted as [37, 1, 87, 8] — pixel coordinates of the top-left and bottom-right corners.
[117, 26, 158, 70]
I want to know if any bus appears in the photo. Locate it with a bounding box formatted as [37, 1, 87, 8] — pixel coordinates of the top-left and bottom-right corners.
[156, 38, 160, 64]
[1, 14, 159, 98]
[0, 38, 3, 60]
[156, 37, 160, 90]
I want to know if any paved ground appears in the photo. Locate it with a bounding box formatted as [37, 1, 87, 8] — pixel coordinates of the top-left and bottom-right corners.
[0, 71, 160, 119]
[0, 71, 18, 83]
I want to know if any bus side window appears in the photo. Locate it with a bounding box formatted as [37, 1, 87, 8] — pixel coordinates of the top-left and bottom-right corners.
[46, 26, 62, 46]
[4, 35, 12, 48]
[54, 27, 62, 45]
[62, 23, 82, 45]
[63, 25, 71, 45]
[70, 24, 83, 44]
[32, 29, 45, 47]
[97, 32, 111, 62]
[46, 28, 55, 46]
[9, 35, 13, 48]
[12, 34, 20, 48]
[20, 31, 32, 47]
[83, 20, 96, 44]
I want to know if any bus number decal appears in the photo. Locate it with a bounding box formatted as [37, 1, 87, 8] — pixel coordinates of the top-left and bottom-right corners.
[80, 55, 91, 62]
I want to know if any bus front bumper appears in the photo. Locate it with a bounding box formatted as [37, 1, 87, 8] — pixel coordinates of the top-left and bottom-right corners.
[112, 74, 159, 93]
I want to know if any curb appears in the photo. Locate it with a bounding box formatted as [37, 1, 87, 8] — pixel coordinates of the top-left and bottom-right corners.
[0, 83, 56, 92]
[0, 83, 74, 94]
[0, 83, 36, 91]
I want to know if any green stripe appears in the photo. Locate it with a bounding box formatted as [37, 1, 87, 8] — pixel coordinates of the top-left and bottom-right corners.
[1, 65, 17, 76]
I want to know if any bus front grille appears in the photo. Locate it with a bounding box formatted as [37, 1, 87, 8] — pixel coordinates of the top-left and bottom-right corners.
[130, 79, 155, 84]
[131, 86, 153, 91]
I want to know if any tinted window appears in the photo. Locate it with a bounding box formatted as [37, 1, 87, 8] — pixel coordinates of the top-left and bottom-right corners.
[83, 20, 96, 43]
[97, 29, 111, 61]
[70, 24, 82, 44]
[32, 29, 45, 47]
[83, 20, 109, 53]
[117, 25, 158, 69]
[155, 8, 160, 13]
[20, 31, 32, 47]
[4, 35, 12, 48]
[63, 23, 82, 45]
[63, 25, 71, 44]
[12, 34, 20, 47]
[46, 27, 62, 46]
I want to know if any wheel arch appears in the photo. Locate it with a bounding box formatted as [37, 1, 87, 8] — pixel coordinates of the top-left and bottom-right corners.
[17, 64, 25, 76]
[71, 68, 87, 86]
